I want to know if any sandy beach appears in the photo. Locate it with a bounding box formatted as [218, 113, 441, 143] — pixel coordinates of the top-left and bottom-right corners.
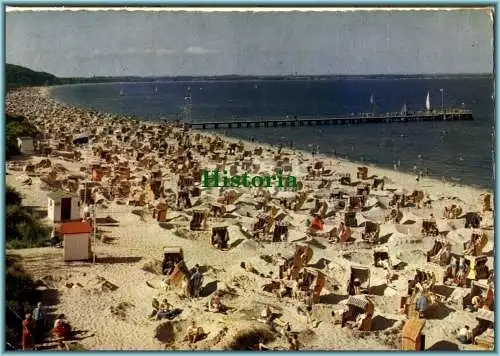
[5, 86, 494, 351]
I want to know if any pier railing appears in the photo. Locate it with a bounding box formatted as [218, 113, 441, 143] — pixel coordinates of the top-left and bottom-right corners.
[187, 108, 473, 130]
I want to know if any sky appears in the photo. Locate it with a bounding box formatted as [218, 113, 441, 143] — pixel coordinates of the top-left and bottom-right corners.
[6, 8, 494, 77]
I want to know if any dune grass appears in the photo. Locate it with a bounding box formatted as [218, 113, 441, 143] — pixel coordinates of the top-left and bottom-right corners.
[6, 185, 50, 249]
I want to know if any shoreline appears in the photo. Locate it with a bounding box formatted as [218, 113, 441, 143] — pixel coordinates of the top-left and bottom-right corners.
[42, 84, 493, 192]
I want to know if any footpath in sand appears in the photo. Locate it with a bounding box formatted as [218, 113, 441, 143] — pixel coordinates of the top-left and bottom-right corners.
[5, 87, 495, 350]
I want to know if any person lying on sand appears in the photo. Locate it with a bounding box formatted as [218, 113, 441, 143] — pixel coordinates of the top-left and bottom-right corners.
[430, 245, 451, 265]
[156, 299, 177, 320]
[53, 314, 72, 340]
[327, 227, 338, 243]
[347, 313, 367, 330]
[149, 297, 160, 318]
[240, 262, 258, 274]
[185, 321, 203, 344]
[469, 294, 485, 312]
[259, 305, 277, 331]
[276, 280, 289, 300]
[310, 215, 324, 232]
[338, 222, 351, 243]
[464, 233, 482, 256]
[250, 342, 270, 351]
[209, 292, 221, 313]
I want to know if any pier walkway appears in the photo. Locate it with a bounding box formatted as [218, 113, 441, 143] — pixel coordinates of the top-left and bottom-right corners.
[187, 108, 473, 130]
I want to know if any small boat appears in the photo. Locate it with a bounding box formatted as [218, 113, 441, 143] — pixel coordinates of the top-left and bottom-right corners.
[119, 89, 125, 96]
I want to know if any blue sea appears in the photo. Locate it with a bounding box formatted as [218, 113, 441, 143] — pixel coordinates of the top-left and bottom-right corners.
[50, 76, 494, 189]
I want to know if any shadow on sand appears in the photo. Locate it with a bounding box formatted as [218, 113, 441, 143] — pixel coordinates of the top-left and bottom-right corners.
[427, 340, 460, 351]
[95, 256, 142, 264]
[371, 315, 397, 331]
[319, 293, 349, 305]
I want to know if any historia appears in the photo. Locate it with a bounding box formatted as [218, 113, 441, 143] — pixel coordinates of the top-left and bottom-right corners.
[202, 169, 297, 189]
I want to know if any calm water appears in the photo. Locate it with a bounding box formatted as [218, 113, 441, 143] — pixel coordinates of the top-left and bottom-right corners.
[50, 76, 494, 189]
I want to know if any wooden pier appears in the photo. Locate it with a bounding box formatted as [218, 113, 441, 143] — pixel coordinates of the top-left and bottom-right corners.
[187, 109, 473, 130]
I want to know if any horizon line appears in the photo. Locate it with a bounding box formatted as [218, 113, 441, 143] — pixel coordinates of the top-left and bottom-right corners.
[7, 63, 492, 79]
[59, 72, 494, 79]
[6, 6, 493, 12]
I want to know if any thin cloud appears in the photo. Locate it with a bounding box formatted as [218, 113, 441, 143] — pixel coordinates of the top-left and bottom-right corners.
[65, 48, 177, 58]
[184, 46, 218, 54]
[126, 48, 177, 55]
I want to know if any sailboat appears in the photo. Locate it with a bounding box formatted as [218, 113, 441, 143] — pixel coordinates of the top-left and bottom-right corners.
[369, 94, 375, 115]
[425, 92, 430, 111]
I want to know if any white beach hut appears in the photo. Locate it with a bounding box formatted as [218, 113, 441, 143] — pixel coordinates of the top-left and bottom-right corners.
[60, 221, 92, 261]
[47, 191, 81, 223]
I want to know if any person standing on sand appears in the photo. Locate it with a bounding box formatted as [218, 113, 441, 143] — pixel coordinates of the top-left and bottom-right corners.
[304, 291, 316, 328]
[22, 314, 34, 350]
[83, 205, 90, 220]
[190, 265, 203, 298]
[32, 302, 46, 344]
[50, 227, 60, 247]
